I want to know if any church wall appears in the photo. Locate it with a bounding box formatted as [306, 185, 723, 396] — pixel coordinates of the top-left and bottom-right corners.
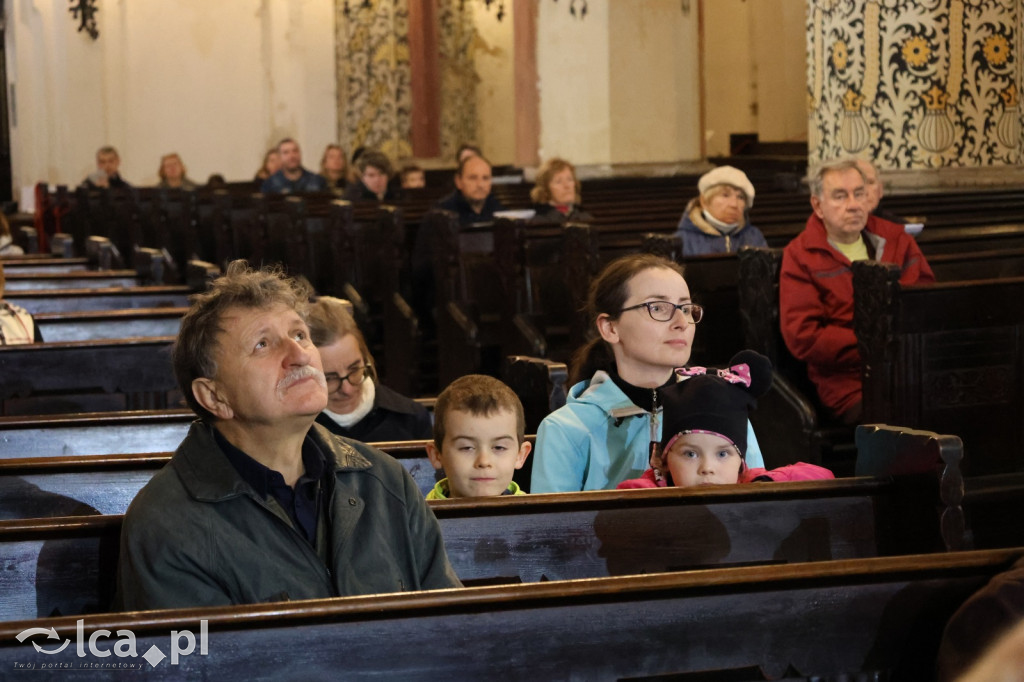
[751, 1, 809, 147]
[608, 0, 701, 164]
[702, 0, 756, 157]
[471, 2, 516, 165]
[703, 0, 808, 157]
[7, 0, 336, 191]
[536, 0, 612, 165]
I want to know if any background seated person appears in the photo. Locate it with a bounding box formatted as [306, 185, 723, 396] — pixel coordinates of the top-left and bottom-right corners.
[83, 145, 130, 188]
[320, 144, 348, 190]
[855, 158, 907, 224]
[529, 157, 593, 223]
[260, 138, 328, 194]
[254, 148, 281, 184]
[433, 154, 505, 225]
[618, 350, 832, 489]
[936, 556, 1024, 682]
[0, 214, 24, 256]
[157, 152, 198, 190]
[343, 149, 402, 202]
[456, 143, 482, 166]
[780, 157, 934, 425]
[0, 263, 43, 344]
[425, 374, 531, 499]
[114, 261, 459, 610]
[307, 296, 431, 443]
[674, 165, 766, 256]
[400, 164, 426, 190]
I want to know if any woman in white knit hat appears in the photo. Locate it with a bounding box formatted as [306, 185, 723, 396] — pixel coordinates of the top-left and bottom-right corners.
[674, 165, 767, 256]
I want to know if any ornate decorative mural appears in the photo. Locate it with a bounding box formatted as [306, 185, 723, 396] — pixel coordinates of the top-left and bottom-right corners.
[437, 0, 479, 160]
[808, 0, 1023, 169]
[335, 0, 481, 162]
[335, 0, 413, 161]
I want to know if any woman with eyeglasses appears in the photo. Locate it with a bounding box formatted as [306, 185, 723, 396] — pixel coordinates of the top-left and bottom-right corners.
[307, 296, 431, 443]
[531, 253, 764, 492]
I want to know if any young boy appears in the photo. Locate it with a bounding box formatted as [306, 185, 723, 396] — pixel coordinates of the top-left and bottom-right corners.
[425, 374, 532, 499]
[400, 164, 426, 189]
[619, 350, 832, 488]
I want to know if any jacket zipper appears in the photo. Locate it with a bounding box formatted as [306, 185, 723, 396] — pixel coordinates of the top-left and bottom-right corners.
[649, 388, 660, 464]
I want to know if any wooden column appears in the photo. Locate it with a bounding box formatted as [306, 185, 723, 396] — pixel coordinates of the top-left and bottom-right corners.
[513, 0, 539, 166]
[408, 0, 441, 158]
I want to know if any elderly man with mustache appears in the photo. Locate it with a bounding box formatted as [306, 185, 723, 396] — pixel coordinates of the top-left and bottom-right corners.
[115, 261, 460, 610]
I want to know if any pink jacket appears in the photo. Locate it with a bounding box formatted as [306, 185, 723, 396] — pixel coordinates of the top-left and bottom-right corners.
[779, 214, 934, 415]
[616, 462, 834, 489]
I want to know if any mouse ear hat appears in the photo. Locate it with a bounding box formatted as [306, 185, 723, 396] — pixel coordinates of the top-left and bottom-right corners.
[659, 349, 773, 457]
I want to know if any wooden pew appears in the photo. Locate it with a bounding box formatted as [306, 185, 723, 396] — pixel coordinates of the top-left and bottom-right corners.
[0, 424, 965, 621]
[0, 257, 89, 274]
[0, 410, 195, 458]
[0, 337, 179, 416]
[32, 308, 187, 342]
[0, 397, 436, 460]
[4, 286, 191, 313]
[2, 548, 1021, 679]
[0, 439, 447, 515]
[38, 180, 1024, 275]
[854, 262, 1024, 475]
[2, 270, 143, 292]
[428, 212, 600, 384]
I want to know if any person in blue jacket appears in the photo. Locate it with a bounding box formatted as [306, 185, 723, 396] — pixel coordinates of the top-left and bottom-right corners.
[532, 253, 764, 492]
[674, 165, 767, 256]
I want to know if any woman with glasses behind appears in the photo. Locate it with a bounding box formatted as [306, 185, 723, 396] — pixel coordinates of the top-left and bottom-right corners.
[531, 254, 764, 492]
[307, 297, 432, 443]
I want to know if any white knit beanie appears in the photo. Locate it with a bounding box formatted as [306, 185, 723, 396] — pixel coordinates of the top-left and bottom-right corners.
[698, 166, 755, 208]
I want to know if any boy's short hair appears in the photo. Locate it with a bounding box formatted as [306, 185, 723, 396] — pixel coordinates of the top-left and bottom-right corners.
[395, 161, 419, 178]
[357, 149, 393, 177]
[433, 374, 525, 447]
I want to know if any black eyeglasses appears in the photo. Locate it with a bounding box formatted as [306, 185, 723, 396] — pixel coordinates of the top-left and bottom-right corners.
[619, 301, 703, 324]
[325, 365, 372, 392]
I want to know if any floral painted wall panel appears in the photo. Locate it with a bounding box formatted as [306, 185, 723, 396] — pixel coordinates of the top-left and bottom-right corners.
[336, 0, 413, 161]
[437, 0, 479, 160]
[808, 0, 1022, 169]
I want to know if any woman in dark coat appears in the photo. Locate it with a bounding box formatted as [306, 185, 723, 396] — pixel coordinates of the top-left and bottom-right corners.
[529, 157, 593, 223]
[307, 296, 431, 443]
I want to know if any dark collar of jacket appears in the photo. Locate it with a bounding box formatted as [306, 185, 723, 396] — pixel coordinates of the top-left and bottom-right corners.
[437, 190, 504, 221]
[173, 420, 371, 504]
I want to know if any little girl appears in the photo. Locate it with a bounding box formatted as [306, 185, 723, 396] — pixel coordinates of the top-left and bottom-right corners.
[618, 350, 833, 488]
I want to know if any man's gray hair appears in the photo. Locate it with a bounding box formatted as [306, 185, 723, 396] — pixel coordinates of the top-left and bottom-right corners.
[806, 157, 867, 198]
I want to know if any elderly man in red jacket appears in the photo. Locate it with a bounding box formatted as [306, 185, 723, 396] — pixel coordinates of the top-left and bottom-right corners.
[780, 157, 934, 425]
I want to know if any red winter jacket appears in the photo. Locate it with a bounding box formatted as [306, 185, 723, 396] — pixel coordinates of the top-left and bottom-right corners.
[779, 214, 934, 415]
[616, 462, 834, 489]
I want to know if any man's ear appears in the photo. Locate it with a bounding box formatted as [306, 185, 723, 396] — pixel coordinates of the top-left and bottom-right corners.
[810, 195, 825, 220]
[425, 441, 445, 471]
[596, 313, 619, 345]
[192, 378, 234, 420]
[514, 441, 532, 470]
